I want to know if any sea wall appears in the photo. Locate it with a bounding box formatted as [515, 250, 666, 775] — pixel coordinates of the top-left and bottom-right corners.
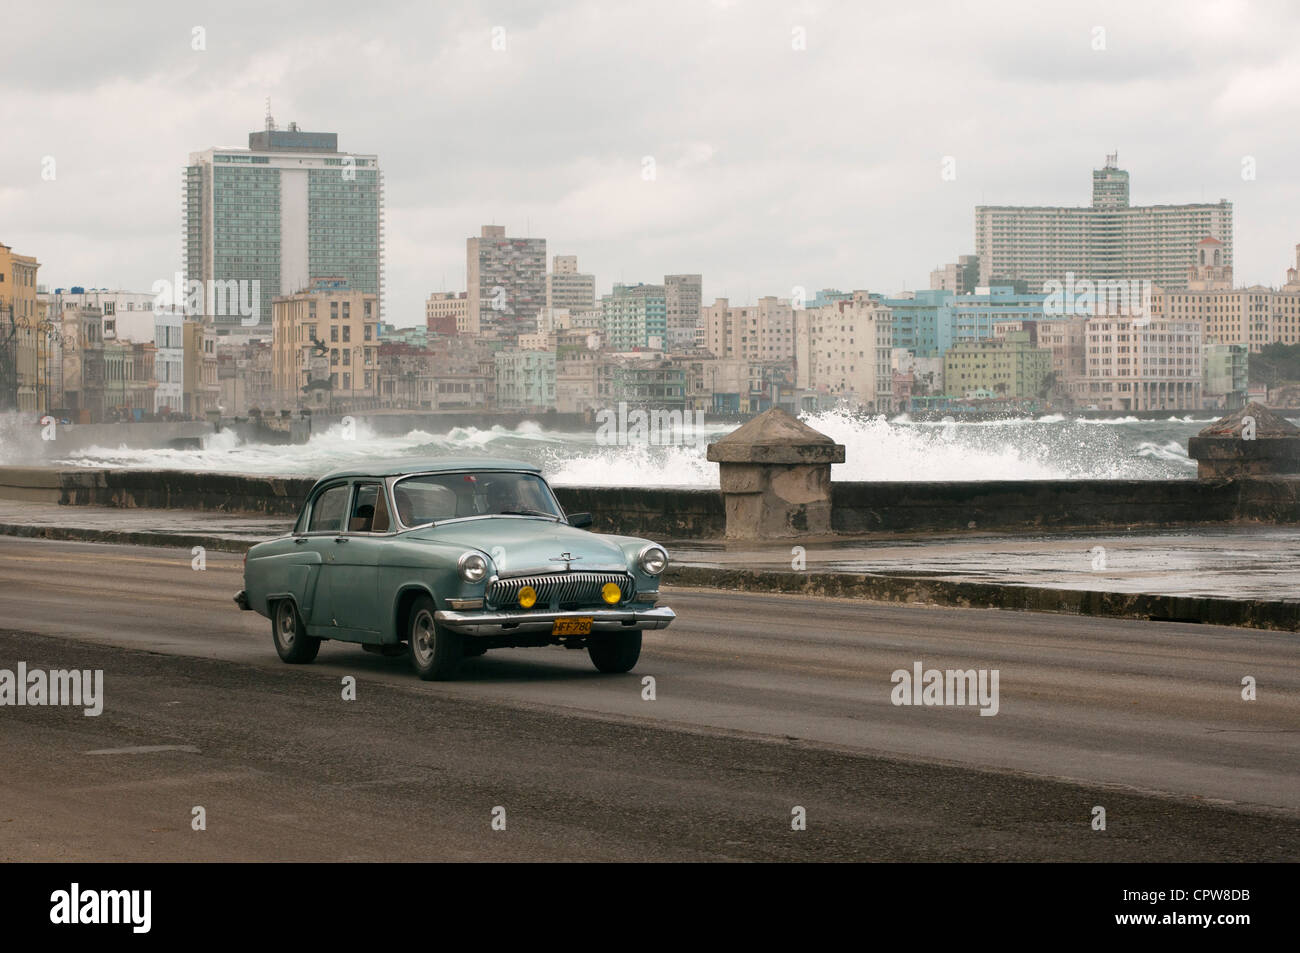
[0, 466, 1297, 538]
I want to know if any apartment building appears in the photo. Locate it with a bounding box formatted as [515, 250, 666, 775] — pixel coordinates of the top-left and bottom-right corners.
[975, 155, 1232, 292]
[702, 296, 795, 363]
[425, 291, 467, 336]
[664, 274, 703, 349]
[545, 255, 596, 313]
[1082, 315, 1202, 411]
[943, 331, 1052, 400]
[466, 225, 546, 339]
[602, 283, 667, 351]
[794, 291, 894, 412]
[271, 277, 380, 408]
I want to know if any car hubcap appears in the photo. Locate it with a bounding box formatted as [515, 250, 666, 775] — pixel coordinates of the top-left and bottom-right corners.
[412, 610, 435, 665]
[278, 604, 295, 646]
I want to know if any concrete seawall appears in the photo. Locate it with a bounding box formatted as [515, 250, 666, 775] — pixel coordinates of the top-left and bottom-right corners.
[1, 465, 1298, 537]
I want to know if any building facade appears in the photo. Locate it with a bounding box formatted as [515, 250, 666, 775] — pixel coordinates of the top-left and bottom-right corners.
[546, 255, 596, 313]
[943, 331, 1052, 400]
[602, 283, 667, 352]
[1081, 315, 1202, 411]
[425, 291, 467, 336]
[0, 242, 41, 412]
[466, 225, 546, 339]
[702, 296, 795, 363]
[795, 291, 894, 412]
[664, 274, 703, 349]
[271, 278, 380, 409]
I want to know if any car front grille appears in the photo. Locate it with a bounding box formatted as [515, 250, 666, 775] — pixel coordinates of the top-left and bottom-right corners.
[487, 572, 635, 609]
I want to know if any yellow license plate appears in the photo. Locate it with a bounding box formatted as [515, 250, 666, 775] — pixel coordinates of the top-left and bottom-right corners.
[552, 617, 593, 636]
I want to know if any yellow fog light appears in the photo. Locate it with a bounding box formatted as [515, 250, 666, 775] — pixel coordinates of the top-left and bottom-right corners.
[518, 586, 537, 609]
[601, 583, 622, 605]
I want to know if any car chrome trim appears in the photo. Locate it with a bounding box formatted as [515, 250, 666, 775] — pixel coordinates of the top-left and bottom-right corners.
[434, 606, 676, 637]
[487, 571, 634, 608]
[496, 563, 626, 577]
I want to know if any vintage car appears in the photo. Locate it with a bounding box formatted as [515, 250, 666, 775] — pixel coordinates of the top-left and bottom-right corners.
[234, 457, 675, 680]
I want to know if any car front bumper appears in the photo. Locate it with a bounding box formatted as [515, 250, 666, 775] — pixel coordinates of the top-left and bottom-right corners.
[433, 605, 676, 637]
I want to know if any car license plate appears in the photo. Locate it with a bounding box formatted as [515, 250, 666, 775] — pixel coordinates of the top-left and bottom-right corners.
[552, 617, 593, 636]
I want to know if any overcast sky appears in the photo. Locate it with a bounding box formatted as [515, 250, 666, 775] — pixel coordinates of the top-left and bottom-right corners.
[4, 0, 1299, 326]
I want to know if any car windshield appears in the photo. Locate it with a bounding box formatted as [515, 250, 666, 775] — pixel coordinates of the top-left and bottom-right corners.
[392, 471, 562, 527]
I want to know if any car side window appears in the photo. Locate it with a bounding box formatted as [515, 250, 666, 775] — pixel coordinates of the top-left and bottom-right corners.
[308, 484, 351, 533]
[349, 483, 390, 533]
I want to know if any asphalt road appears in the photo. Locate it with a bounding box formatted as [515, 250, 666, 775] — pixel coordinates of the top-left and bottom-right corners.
[0, 536, 1296, 861]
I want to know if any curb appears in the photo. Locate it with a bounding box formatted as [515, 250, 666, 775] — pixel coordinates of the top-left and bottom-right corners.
[3, 522, 1296, 633]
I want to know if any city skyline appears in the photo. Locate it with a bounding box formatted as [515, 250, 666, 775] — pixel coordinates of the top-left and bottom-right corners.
[5, 1, 1300, 326]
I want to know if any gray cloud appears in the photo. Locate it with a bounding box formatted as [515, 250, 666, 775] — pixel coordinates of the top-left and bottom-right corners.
[3, 0, 1298, 321]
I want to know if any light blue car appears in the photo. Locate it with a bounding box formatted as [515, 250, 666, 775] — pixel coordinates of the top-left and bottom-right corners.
[236, 457, 674, 680]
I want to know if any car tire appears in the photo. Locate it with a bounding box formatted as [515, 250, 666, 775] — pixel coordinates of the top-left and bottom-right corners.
[408, 595, 462, 681]
[272, 599, 321, 664]
[587, 631, 642, 673]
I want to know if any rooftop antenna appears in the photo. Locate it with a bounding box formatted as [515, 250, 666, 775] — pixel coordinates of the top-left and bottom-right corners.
[265, 98, 276, 131]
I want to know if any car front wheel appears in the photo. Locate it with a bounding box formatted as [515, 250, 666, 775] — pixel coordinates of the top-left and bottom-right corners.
[408, 596, 462, 681]
[587, 631, 642, 673]
[272, 599, 321, 664]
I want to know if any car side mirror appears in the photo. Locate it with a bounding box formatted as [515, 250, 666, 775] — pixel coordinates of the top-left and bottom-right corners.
[568, 512, 593, 529]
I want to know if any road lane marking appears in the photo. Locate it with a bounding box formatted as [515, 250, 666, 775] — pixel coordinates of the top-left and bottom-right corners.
[85, 745, 200, 756]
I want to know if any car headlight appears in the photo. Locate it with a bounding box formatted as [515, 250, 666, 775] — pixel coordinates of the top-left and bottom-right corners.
[638, 545, 668, 576]
[458, 552, 489, 583]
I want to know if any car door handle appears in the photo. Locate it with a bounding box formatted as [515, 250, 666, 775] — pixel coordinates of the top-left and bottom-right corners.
[334, 536, 348, 543]
[294, 537, 308, 544]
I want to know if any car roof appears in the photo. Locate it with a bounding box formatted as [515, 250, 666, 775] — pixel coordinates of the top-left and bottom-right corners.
[315, 457, 542, 483]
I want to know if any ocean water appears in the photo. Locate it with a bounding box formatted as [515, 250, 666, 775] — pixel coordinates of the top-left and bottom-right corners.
[0, 410, 1255, 487]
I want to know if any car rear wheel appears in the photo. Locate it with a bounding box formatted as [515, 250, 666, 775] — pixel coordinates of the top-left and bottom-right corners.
[587, 631, 642, 673]
[408, 596, 462, 681]
[272, 599, 321, 664]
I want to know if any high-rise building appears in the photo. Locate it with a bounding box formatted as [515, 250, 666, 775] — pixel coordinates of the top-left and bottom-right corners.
[664, 274, 703, 348]
[184, 117, 383, 329]
[466, 225, 546, 339]
[546, 255, 595, 313]
[975, 155, 1232, 292]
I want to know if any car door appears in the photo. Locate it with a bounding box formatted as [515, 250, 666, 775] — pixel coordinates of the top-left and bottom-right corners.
[298, 481, 352, 633]
[317, 481, 387, 638]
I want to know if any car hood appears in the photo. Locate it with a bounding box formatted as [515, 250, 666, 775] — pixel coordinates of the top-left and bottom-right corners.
[403, 518, 631, 575]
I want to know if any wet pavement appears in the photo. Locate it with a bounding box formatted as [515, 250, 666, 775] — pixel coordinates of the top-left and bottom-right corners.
[0, 500, 1297, 602]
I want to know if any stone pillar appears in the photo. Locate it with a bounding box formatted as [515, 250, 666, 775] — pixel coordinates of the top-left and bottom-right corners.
[1186, 402, 1300, 479]
[705, 408, 846, 539]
